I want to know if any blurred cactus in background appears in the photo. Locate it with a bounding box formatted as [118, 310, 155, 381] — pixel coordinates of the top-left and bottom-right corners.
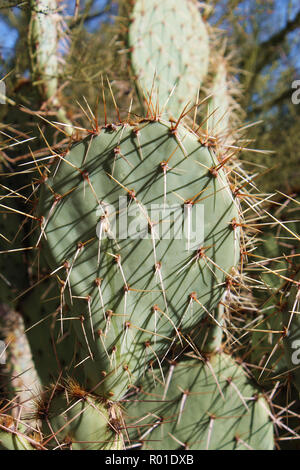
[0, 0, 299, 450]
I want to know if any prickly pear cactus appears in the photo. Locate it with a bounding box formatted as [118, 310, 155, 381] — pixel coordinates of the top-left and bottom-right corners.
[0, 429, 35, 450]
[2, 0, 298, 451]
[194, 300, 225, 353]
[128, 0, 209, 117]
[125, 353, 274, 450]
[31, 117, 240, 400]
[0, 304, 39, 405]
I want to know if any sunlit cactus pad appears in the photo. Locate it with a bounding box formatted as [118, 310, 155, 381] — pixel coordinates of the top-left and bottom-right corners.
[125, 353, 274, 450]
[35, 118, 240, 399]
[128, 0, 209, 117]
[0, 417, 37, 450]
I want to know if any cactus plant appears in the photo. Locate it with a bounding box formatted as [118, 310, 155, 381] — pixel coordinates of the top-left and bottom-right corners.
[0, 1, 28, 8]
[206, 57, 240, 143]
[21, 277, 83, 387]
[0, 0, 299, 451]
[30, 117, 240, 400]
[0, 304, 38, 406]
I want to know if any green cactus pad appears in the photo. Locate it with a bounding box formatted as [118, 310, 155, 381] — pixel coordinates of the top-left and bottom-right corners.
[251, 199, 300, 390]
[193, 300, 224, 353]
[34, 118, 240, 399]
[283, 279, 300, 392]
[40, 386, 124, 450]
[207, 60, 230, 137]
[128, 0, 209, 117]
[0, 431, 35, 450]
[125, 353, 274, 450]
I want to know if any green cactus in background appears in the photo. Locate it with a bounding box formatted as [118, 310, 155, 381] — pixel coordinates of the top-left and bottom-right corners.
[28, 0, 59, 101]
[206, 56, 240, 143]
[250, 232, 290, 380]
[0, 1, 28, 8]
[0, 304, 38, 407]
[30, 117, 240, 400]
[0, 415, 42, 450]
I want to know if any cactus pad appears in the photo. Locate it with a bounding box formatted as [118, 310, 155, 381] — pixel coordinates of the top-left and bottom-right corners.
[34, 118, 240, 399]
[125, 353, 274, 450]
[39, 384, 124, 449]
[128, 0, 209, 117]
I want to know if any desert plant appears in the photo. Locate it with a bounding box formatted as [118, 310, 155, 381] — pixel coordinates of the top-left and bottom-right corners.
[0, 0, 299, 450]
